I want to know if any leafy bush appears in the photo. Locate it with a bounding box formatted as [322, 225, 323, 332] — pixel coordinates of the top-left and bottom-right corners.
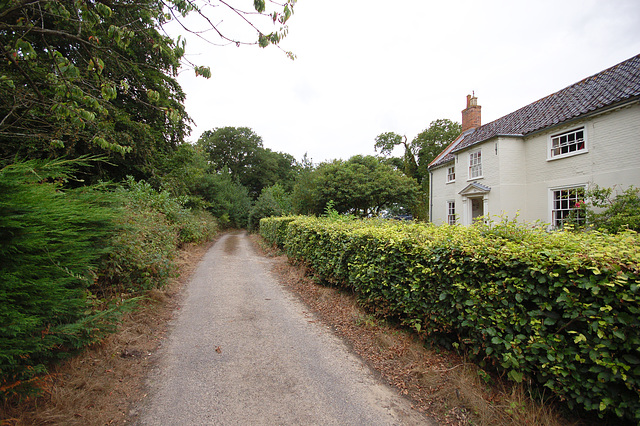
[193, 169, 252, 228]
[97, 204, 179, 294]
[585, 185, 640, 233]
[248, 184, 292, 231]
[98, 177, 218, 294]
[176, 209, 219, 244]
[259, 216, 299, 249]
[0, 165, 219, 399]
[116, 176, 218, 245]
[0, 159, 119, 398]
[261, 216, 640, 421]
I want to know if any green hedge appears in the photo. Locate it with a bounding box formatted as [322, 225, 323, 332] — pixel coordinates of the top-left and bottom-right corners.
[260, 216, 640, 421]
[258, 216, 299, 249]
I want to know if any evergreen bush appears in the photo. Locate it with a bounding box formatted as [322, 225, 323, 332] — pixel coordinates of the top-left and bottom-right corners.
[0, 159, 118, 398]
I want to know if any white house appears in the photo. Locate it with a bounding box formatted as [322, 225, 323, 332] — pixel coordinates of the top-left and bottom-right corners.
[428, 54, 640, 227]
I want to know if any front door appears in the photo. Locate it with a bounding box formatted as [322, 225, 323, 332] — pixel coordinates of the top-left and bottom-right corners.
[471, 197, 483, 222]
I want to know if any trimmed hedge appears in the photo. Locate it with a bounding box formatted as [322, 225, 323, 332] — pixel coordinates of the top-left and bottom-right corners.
[258, 216, 298, 249]
[260, 216, 640, 421]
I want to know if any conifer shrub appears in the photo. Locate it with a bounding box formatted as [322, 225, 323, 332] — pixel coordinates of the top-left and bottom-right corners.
[0, 159, 118, 398]
[260, 216, 640, 421]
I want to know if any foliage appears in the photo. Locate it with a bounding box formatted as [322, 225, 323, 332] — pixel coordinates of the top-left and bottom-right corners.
[198, 127, 263, 178]
[98, 203, 179, 294]
[373, 120, 460, 220]
[248, 183, 293, 231]
[155, 143, 210, 202]
[0, 0, 297, 182]
[374, 132, 418, 179]
[374, 119, 461, 186]
[197, 127, 296, 198]
[581, 185, 640, 233]
[290, 154, 318, 215]
[192, 168, 252, 228]
[0, 0, 188, 177]
[374, 132, 406, 157]
[414, 118, 462, 181]
[0, 160, 219, 399]
[261, 216, 640, 421]
[114, 176, 218, 245]
[249, 147, 297, 194]
[292, 155, 420, 217]
[259, 216, 299, 249]
[0, 159, 119, 398]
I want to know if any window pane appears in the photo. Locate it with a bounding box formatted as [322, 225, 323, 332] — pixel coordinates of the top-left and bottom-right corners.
[552, 187, 585, 228]
[550, 128, 586, 158]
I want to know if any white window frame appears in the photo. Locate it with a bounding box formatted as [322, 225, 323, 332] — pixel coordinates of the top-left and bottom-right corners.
[468, 150, 482, 180]
[447, 201, 456, 225]
[446, 166, 455, 183]
[548, 127, 587, 160]
[550, 185, 586, 229]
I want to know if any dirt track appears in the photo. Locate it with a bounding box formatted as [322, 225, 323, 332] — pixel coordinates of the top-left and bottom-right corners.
[135, 231, 433, 425]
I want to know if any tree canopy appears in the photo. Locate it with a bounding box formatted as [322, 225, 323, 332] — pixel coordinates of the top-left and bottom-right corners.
[197, 126, 296, 198]
[0, 0, 297, 182]
[374, 119, 461, 186]
[414, 118, 462, 179]
[293, 155, 420, 217]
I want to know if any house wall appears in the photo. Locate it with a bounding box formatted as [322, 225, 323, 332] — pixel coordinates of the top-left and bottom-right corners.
[522, 102, 640, 224]
[429, 102, 640, 226]
[495, 136, 528, 218]
[430, 161, 458, 224]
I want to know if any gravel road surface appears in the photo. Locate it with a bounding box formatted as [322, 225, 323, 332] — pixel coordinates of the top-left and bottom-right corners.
[136, 231, 433, 425]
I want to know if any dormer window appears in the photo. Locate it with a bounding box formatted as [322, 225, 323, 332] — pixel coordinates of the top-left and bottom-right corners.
[549, 128, 586, 159]
[447, 166, 455, 183]
[468, 150, 482, 180]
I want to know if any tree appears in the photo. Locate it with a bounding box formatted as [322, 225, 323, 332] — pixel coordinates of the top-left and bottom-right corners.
[374, 119, 461, 186]
[414, 119, 462, 181]
[374, 132, 418, 180]
[198, 127, 263, 175]
[154, 142, 210, 204]
[0, 0, 297, 182]
[1, 1, 187, 166]
[293, 155, 420, 217]
[193, 167, 252, 228]
[198, 127, 296, 198]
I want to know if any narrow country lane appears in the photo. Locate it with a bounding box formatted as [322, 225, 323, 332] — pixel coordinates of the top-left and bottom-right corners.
[135, 231, 433, 425]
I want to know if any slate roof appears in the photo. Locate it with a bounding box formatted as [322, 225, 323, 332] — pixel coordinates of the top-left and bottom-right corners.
[429, 54, 640, 169]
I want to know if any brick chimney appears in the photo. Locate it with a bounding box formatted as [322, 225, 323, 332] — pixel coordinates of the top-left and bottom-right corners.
[461, 94, 481, 132]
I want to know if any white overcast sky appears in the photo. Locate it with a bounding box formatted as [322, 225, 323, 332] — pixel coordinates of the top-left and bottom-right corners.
[168, 0, 640, 164]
